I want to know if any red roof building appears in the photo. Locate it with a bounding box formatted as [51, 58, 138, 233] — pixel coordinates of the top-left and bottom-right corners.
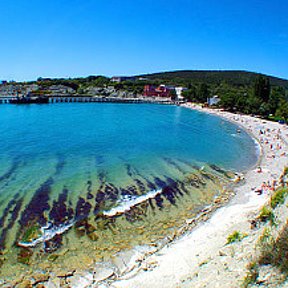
[143, 84, 174, 97]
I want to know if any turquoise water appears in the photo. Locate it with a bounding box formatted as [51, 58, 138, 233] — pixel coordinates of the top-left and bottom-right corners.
[0, 103, 256, 171]
[0, 103, 258, 276]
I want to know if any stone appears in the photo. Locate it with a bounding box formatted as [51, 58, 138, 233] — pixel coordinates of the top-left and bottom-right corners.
[15, 280, 32, 288]
[31, 273, 49, 285]
[67, 275, 93, 287]
[219, 250, 227, 256]
[57, 269, 76, 278]
[87, 231, 99, 241]
[45, 278, 60, 288]
[47, 254, 59, 262]
[94, 267, 115, 282]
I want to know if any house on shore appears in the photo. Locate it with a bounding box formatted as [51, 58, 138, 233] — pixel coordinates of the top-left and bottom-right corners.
[48, 85, 76, 95]
[207, 95, 220, 106]
[144, 84, 175, 98]
[175, 87, 188, 101]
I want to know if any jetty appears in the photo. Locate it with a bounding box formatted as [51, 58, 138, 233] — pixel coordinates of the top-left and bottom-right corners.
[0, 95, 183, 105]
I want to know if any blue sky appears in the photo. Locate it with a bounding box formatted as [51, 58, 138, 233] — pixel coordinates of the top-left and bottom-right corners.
[0, 0, 287, 81]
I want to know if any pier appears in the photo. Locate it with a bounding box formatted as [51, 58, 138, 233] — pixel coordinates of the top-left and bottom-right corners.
[0, 95, 180, 105]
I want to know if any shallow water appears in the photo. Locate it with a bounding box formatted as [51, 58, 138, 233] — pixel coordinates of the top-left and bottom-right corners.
[0, 103, 258, 279]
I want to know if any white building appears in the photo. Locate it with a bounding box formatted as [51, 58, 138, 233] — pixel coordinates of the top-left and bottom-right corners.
[207, 95, 220, 106]
[175, 87, 188, 101]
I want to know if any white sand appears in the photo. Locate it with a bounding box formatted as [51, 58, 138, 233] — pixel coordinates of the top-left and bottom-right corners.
[112, 104, 288, 288]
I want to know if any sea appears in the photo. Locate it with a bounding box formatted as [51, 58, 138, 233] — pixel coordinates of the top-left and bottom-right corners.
[0, 103, 258, 280]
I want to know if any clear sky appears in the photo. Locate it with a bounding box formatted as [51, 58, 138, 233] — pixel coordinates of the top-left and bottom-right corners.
[0, 0, 287, 81]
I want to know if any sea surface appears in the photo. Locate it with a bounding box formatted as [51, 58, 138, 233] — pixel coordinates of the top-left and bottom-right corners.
[0, 103, 258, 279]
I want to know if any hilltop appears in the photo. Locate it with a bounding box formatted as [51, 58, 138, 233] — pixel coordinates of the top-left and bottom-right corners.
[138, 70, 288, 88]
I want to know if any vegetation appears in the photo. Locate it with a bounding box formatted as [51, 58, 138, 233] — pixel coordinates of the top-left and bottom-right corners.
[258, 206, 275, 225]
[140, 70, 288, 88]
[21, 225, 41, 243]
[243, 179, 288, 286]
[141, 70, 288, 121]
[270, 188, 288, 208]
[242, 262, 259, 288]
[226, 231, 248, 244]
[258, 222, 288, 274]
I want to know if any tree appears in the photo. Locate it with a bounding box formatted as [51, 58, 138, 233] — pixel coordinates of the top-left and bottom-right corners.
[170, 89, 177, 100]
[275, 100, 288, 121]
[197, 83, 209, 102]
[219, 91, 237, 111]
[268, 87, 286, 115]
[254, 76, 270, 103]
[182, 85, 197, 102]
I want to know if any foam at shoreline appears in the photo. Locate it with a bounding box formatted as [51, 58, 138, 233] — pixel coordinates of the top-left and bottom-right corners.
[18, 221, 75, 248]
[102, 189, 163, 217]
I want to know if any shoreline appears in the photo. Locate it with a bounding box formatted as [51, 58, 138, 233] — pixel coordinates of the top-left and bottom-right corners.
[4, 104, 287, 287]
[108, 104, 288, 288]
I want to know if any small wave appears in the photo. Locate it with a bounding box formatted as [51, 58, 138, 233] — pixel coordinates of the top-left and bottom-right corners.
[18, 221, 75, 248]
[102, 189, 162, 217]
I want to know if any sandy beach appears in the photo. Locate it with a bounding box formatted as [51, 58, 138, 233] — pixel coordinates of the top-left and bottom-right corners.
[109, 104, 288, 288]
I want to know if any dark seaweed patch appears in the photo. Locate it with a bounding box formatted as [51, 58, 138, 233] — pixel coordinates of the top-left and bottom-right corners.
[98, 170, 106, 183]
[104, 183, 119, 201]
[86, 180, 93, 200]
[19, 178, 52, 227]
[163, 157, 186, 173]
[154, 177, 167, 188]
[49, 188, 73, 226]
[126, 164, 134, 177]
[55, 155, 66, 175]
[75, 197, 92, 220]
[0, 159, 20, 184]
[154, 194, 164, 209]
[134, 179, 146, 194]
[44, 234, 63, 253]
[95, 155, 105, 166]
[0, 197, 23, 250]
[209, 164, 227, 175]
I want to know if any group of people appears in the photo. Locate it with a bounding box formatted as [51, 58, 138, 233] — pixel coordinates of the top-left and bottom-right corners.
[254, 177, 277, 195]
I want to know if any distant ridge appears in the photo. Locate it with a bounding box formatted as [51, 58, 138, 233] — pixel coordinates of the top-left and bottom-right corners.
[138, 70, 288, 88]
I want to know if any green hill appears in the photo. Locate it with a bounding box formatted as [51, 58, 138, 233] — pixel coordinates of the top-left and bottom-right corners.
[139, 70, 288, 88]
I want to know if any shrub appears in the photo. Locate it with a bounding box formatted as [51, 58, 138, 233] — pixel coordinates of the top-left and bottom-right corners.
[258, 223, 288, 274]
[271, 188, 288, 208]
[227, 231, 248, 244]
[259, 206, 275, 225]
[242, 261, 259, 288]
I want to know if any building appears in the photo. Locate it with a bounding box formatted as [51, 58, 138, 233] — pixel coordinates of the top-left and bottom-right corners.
[143, 84, 175, 98]
[48, 84, 76, 94]
[111, 76, 136, 83]
[175, 87, 188, 101]
[207, 95, 220, 106]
